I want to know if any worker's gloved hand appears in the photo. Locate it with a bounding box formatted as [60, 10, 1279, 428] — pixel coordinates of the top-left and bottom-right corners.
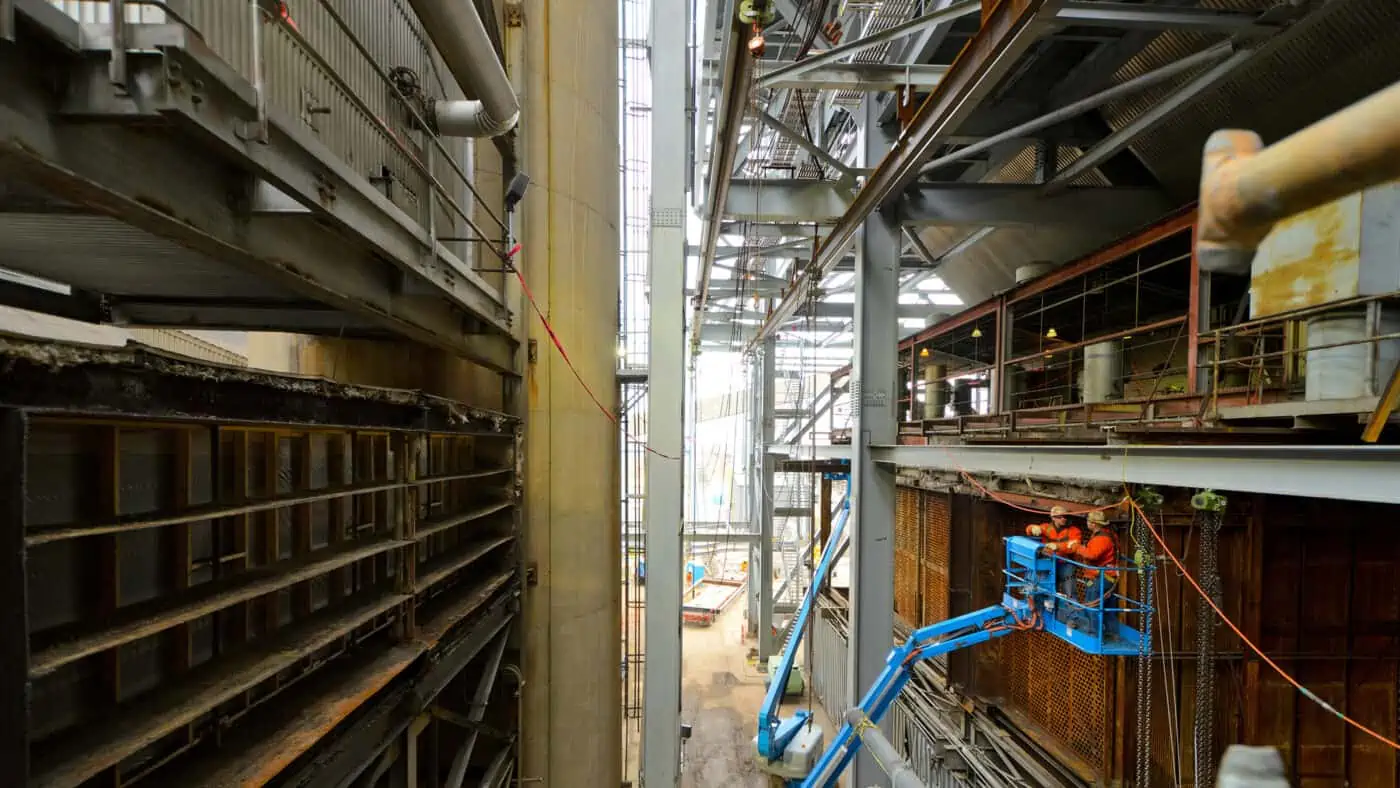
[1039, 543, 1056, 555]
[1027, 525, 1043, 537]
[1064, 539, 1080, 550]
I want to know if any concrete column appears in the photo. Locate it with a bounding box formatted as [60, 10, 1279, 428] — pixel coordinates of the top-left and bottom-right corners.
[517, 0, 622, 784]
[641, 0, 687, 777]
[848, 95, 899, 788]
[758, 337, 777, 660]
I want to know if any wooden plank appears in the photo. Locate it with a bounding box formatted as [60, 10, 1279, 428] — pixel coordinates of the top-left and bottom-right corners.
[29, 537, 410, 678]
[30, 592, 411, 788]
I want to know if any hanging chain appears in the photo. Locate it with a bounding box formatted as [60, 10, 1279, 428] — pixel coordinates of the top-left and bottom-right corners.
[1132, 489, 1162, 788]
[1191, 489, 1227, 787]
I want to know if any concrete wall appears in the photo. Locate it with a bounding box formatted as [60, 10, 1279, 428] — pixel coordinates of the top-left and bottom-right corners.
[516, 0, 623, 783]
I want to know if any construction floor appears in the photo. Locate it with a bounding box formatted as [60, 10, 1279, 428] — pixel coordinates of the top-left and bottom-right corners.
[623, 591, 838, 787]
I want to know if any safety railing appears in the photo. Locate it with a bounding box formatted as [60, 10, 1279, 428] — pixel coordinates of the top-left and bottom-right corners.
[95, 0, 512, 266]
[1197, 292, 1400, 410]
[1003, 544, 1151, 653]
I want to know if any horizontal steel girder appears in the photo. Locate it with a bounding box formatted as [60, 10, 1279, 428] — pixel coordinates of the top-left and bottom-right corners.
[723, 181, 1172, 227]
[0, 24, 517, 373]
[869, 444, 1400, 505]
[754, 61, 948, 91]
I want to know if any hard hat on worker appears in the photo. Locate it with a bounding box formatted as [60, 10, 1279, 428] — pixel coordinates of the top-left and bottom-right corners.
[1049, 505, 1067, 518]
[1086, 510, 1108, 526]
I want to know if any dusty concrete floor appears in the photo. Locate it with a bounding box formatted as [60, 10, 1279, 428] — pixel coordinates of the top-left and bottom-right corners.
[623, 593, 837, 787]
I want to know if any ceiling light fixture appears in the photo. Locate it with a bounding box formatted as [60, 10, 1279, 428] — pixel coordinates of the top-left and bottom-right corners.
[1045, 327, 1058, 339]
[971, 327, 983, 339]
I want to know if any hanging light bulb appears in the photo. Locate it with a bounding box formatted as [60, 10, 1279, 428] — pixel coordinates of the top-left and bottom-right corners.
[919, 348, 930, 358]
[971, 327, 983, 339]
[1045, 326, 1058, 339]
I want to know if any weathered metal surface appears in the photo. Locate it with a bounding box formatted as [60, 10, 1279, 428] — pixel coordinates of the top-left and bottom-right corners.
[1198, 81, 1400, 274]
[1249, 184, 1400, 319]
[31, 591, 412, 787]
[11, 342, 520, 784]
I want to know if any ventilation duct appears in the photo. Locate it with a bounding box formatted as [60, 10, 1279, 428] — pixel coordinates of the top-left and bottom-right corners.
[407, 0, 520, 137]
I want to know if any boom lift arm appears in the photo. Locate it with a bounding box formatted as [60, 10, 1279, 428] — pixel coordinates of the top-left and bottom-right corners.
[766, 532, 1150, 787]
[755, 488, 851, 770]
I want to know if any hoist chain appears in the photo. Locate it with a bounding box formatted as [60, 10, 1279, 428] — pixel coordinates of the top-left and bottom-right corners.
[1192, 491, 1226, 788]
[1131, 493, 1160, 788]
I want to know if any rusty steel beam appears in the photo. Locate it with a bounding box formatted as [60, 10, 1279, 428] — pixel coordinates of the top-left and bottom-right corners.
[748, 0, 1062, 353]
[1197, 79, 1400, 275]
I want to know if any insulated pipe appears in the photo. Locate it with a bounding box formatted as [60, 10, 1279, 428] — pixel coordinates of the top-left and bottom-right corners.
[843, 709, 929, 788]
[1197, 78, 1400, 274]
[408, 0, 520, 137]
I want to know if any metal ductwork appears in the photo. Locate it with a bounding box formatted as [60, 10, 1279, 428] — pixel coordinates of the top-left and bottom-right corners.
[408, 0, 520, 137]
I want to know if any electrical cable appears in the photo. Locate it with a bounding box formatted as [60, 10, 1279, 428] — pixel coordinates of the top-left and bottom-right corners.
[1125, 494, 1400, 753]
[508, 245, 679, 460]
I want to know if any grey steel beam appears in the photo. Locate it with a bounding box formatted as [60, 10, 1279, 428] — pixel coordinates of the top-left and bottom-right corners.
[902, 184, 1171, 227]
[1049, 47, 1255, 188]
[757, 0, 981, 89]
[747, 0, 1064, 353]
[443, 632, 510, 788]
[724, 181, 1170, 227]
[917, 41, 1235, 179]
[758, 337, 778, 661]
[1054, 1, 1271, 33]
[755, 110, 857, 180]
[870, 444, 1400, 505]
[755, 61, 948, 92]
[691, 18, 754, 356]
[850, 96, 898, 788]
[642, 0, 687, 779]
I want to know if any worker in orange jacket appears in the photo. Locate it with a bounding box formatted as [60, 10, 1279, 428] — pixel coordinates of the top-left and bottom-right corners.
[1025, 506, 1083, 552]
[1068, 510, 1120, 634]
[1027, 506, 1082, 599]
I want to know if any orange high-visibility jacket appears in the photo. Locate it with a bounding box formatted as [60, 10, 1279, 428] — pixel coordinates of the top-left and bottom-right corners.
[1074, 531, 1119, 579]
[1026, 522, 1083, 555]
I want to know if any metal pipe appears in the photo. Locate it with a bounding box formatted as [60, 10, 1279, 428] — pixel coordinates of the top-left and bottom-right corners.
[843, 709, 929, 788]
[919, 41, 1234, 178]
[1198, 78, 1400, 274]
[108, 0, 126, 87]
[244, 0, 268, 143]
[406, 0, 520, 137]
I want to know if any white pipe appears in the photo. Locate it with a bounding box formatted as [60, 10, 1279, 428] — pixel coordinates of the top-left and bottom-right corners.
[408, 0, 520, 137]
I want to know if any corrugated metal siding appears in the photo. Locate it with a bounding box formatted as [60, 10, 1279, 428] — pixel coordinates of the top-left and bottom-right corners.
[47, 0, 481, 238]
[810, 604, 849, 724]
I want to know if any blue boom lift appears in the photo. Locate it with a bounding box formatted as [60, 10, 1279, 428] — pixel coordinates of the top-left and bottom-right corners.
[755, 500, 1151, 786]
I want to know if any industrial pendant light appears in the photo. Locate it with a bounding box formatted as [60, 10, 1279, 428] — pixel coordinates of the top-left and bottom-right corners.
[919, 348, 930, 358]
[971, 327, 983, 339]
[1045, 326, 1058, 339]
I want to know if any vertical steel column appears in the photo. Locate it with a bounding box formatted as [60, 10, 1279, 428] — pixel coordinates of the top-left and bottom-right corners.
[641, 0, 687, 778]
[849, 97, 899, 788]
[0, 410, 27, 782]
[758, 337, 777, 660]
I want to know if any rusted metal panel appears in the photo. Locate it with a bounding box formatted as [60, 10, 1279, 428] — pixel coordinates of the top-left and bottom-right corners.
[921, 491, 951, 626]
[15, 346, 520, 785]
[895, 487, 921, 625]
[1250, 192, 1364, 318]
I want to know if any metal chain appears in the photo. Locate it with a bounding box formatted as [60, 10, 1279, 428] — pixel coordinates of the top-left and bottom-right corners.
[1131, 492, 1161, 788]
[1134, 511, 1156, 787]
[1192, 491, 1226, 787]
